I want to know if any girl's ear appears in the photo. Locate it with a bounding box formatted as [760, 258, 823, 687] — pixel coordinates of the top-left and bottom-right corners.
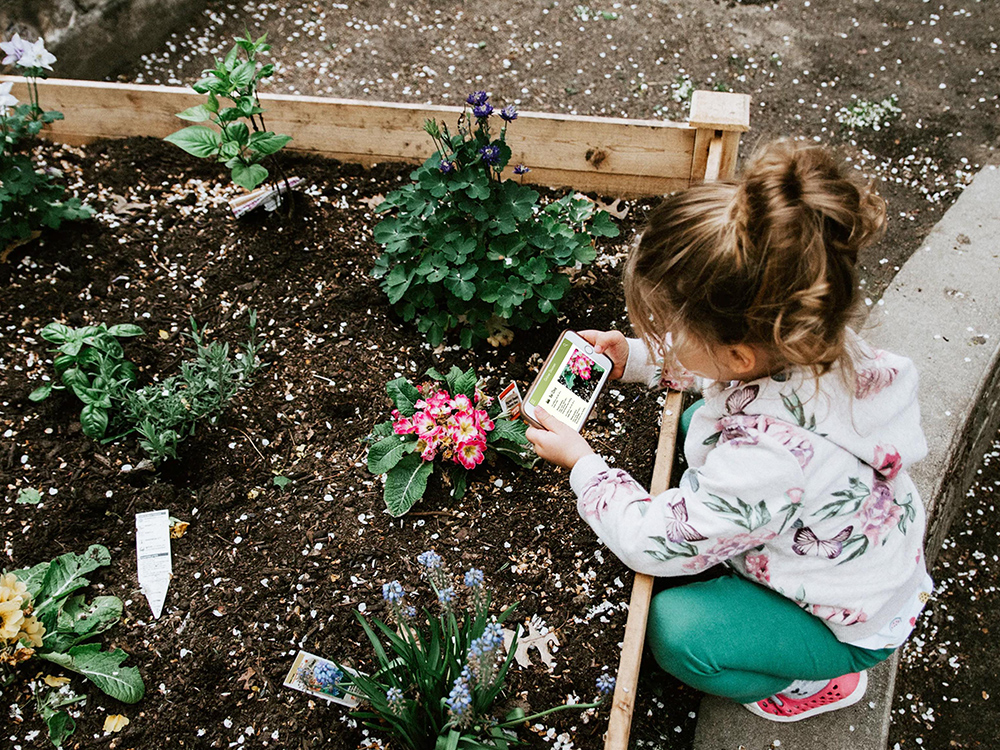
[725, 344, 759, 377]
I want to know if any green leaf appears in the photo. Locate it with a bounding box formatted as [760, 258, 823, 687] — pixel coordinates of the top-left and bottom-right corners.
[367, 436, 415, 474]
[16, 487, 42, 504]
[226, 121, 251, 146]
[175, 104, 215, 123]
[488, 418, 528, 445]
[386, 378, 421, 417]
[383, 454, 434, 517]
[273, 475, 292, 490]
[80, 403, 109, 439]
[589, 210, 620, 237]
[44, 595, 123, 653]
[32, 545, 112, 615]
[230, 59, 257, 88]
[39, 323, 73, 344]
[231, 162, 269, 190]
[249, 131, 292, 156]
[29, 382, 53, 401]
[163, 125, 222, 159]
[43, 708, 75, 748]
[452, 368, 478, 400]
[38, 644, 145, 703]
[106, 324, 144, 338]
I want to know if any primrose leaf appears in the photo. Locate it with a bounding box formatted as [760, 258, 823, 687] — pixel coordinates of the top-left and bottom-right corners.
[37, 644, 145, 704]
[452, 368, 478, 400]
[383, 453, 434, 517]
[32, 545, 112, 615]
[164, 126, 222, 159]
[385, 377, 421, 417]
[367, 436, 416, 474]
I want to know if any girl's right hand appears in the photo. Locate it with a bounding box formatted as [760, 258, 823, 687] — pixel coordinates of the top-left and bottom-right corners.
[579, 329, 629, 380]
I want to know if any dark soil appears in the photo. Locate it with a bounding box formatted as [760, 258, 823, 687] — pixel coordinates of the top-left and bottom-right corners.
[1, 137, 699, 750]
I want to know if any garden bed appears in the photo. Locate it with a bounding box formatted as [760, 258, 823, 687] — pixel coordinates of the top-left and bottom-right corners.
[1, 136, 702, 750]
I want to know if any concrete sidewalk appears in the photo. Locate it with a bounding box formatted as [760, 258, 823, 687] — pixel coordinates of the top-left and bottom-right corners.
[691, 164, 1000, 750]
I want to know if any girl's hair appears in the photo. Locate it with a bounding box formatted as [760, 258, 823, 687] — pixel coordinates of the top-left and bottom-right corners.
[624, 138, 886, 376]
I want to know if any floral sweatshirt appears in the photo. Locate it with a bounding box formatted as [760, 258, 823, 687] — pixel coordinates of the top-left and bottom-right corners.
[569, 332, 932, 648]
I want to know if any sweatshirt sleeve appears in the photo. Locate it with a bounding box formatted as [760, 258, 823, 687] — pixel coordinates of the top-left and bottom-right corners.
[569, 430, 806, 577]
[621, 337, 702, 393]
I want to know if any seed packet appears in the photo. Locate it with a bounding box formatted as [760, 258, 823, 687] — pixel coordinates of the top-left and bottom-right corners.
[498, 381, 523, 419]
[283, 650, 359, 707]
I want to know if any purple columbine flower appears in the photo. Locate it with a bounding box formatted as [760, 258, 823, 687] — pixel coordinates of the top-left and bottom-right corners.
[479, 145, 500, 165]
[499, 105, 518, 122]
[439, 159, 456, 174]
[473, 102, 494, 119]
[466, 90, 489, 106]
[513, 164, 530, 175]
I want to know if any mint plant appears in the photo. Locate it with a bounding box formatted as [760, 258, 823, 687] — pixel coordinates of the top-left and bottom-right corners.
[367, 366, 533, 516]
[2, 545, 145, 747]
[30, 313, 264, 463]
[164, 33, 292, 191]
[335, 553, 613, 750]
[0, 35, 92, 260]
[371, 91, 619, 348]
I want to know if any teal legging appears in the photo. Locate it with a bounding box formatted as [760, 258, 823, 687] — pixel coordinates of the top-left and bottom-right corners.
[646, 574, 894, 703]
[657, 399, 894, 703]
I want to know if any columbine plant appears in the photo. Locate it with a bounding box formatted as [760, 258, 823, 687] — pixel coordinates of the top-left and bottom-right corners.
[29, 313, 264, 463]
[336, 553, 614, 750]
[164, 33, 292, 192]
[367, 366, 532, 516]
[372, 90, 619, 348]
[0, 34, 92, 259]
[2, 546, 145, 746]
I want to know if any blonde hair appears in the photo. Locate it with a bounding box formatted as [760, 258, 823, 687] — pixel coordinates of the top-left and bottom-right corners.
[624, 139, 886, 377]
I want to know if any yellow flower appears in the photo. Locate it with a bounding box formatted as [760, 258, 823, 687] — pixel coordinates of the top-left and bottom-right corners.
[17, 613, 45, 648]
[0, 573, 29, 604]
[0, 599, 25, 641]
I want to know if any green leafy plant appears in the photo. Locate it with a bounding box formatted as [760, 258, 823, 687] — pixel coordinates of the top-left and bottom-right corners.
[371, 91, 619, 348]
[29, 313, 264, 463]
[164, 33, 292, 191]
[0, 35, 92, 260]
[367, 366, 533, 516]
[2, 545, 144, 747]
[334, 553, 613, 750]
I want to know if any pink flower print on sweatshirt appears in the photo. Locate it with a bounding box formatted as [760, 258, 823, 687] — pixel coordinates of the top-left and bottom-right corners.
[855, 365, 899, 399]
[809, 604, 869, 626]
[580, 469, 648, 521]
[858, 479, 904, 545]
[743, 551, 771, 583]
[718, 414, 815, 469]
[873, 444, 903, 480]
[683, 530, 776, 572]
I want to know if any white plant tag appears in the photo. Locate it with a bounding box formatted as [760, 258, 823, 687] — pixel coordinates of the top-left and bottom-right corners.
[135, 509, 172, 619]
[229, 176, 304, 218]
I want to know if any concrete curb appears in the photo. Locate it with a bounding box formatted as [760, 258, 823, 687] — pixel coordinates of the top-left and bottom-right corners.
[691, 164, 1000, 750]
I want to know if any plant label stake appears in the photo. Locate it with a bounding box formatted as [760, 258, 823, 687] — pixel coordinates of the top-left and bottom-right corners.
[136, 509, 172, 619]
[229, 176, 303, 218]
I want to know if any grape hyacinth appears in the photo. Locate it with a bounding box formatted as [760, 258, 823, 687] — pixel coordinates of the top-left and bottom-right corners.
[464, 568, 484, 588]
[437, 586, 456, 605]
[446, 668, 474, 726]
[596, 673, 616, 695]
[417, 550, 443, 569]
[386, 686, 405, 714]
[314, 662, 343, 690]
[382, 580, 405, 604]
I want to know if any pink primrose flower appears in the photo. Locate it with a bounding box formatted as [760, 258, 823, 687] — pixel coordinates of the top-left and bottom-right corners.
[451, 394, 473, 411]
[451, 411, 479, 443]
[456, 440, 487, 470]
[569, 351, 594, 380]
[416, 436, 438, 461]
[391, 409, 416, 435]
[474, 409, 495, 433]
[412, 411, 440, 439]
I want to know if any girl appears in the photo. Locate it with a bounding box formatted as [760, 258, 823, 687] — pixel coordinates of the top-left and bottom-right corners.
[526, 139, 931, 722]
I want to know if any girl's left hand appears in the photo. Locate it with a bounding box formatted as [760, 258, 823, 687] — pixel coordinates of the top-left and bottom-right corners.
[525, 407, 596, 469]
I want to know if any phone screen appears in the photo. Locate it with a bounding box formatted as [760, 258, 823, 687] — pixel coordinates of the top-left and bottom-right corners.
[528, 338, 607, 429]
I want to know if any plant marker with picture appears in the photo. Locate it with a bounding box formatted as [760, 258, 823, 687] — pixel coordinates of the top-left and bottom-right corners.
[367, 366, 533, 516]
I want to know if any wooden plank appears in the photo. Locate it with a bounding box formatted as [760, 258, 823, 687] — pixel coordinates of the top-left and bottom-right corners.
[604, 391, 685, 750]
[1, 76, 713, 197]
[688, 127, 714, 186]
[689, 90, 751, 132]
[705, 135, 725, 185]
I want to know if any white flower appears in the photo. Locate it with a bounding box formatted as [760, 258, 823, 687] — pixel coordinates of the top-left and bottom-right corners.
[0, 81, 17, 111]
[18, 38, 56, 70]
[0, 33, 29, 66]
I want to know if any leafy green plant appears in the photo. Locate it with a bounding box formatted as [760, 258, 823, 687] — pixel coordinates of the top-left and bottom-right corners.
[367, 366, 533, 516]
[29, 313, 264, 463]
[2, 545, 144, 747]
[335, 553, 613, 750]
[0, 35, 92, 260]
[164, 33, 292, 191]
[371, 91, 619, 348]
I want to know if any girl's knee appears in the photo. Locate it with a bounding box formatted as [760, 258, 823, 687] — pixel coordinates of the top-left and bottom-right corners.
[646, 587, 715, 676]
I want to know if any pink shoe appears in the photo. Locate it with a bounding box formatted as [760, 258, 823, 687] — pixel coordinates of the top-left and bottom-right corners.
[742, 670, 868, 723]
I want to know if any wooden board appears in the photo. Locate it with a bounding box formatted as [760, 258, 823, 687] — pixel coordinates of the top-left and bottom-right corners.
[0, 76, 727, 198]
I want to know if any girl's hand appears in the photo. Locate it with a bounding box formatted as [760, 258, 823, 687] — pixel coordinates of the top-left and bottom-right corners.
[579, 329, 629, 379]
[525, 407, 596, 470]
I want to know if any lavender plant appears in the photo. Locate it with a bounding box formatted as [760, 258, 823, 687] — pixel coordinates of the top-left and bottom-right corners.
[164, 33, 292, 192]
[372, 91, 619, 348]
[335, 553, 613, 750]
[0, 35, 92, 259]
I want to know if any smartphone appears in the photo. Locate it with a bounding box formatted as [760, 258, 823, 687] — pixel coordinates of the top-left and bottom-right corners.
[522, 330, 613, 431]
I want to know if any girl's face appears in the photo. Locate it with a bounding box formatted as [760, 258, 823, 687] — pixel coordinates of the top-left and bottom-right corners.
[671, 329, 774, 382]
